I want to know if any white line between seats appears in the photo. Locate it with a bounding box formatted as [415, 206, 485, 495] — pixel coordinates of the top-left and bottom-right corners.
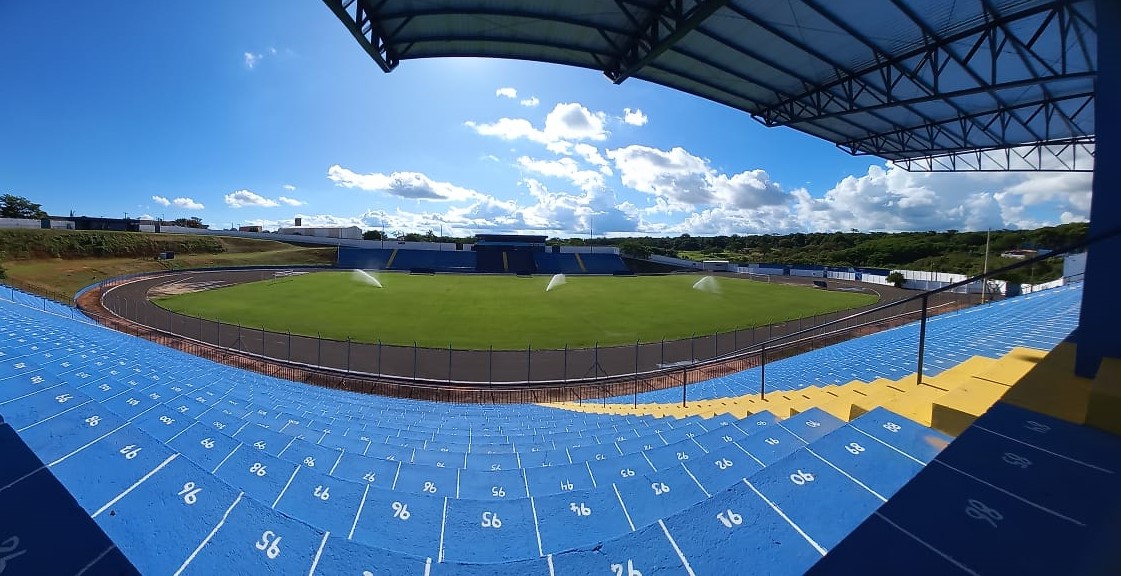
[743, 478, 826, 556]
[613, 484, 636, 531]
[805, 447, 885, 502]
[92, 453, 179, 519]
[849, 425, 925, 465]
[349, 483, 370, 540]
[529, 495, 544, 557]
[211, 443, 240, 474]
[307, 531, 330, 576]
[873, 512, 980, 576]
[932, 459, 1086, 526]
[273, 466, 300, 508]
[437, 496, 448, 563]
[972, 424, 1115, 473]
[658, 519, 697, 576]
[173, 492, 243, 576]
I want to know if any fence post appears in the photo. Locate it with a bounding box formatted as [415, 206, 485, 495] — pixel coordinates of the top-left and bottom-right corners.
[633, 340, 639, 409]
[690, 333, 696, 363]
[317, 331, 322, 368]
[563, 344, 568, 384]
[527, 344, 532, 383]
[713, 330, 718, 358]
[681, 366, 687, 408]
[594, 342, 600, 383]
[760, 343, 767, 400]
[412, 341, 417, 383]
[448, 344, 452, 384]
[488, 345, 493, 385]
[377, 339, 382, 379]
[346, 337, 352, 374]
[287, 330, 291, 363]
[916, 294, 929, 386]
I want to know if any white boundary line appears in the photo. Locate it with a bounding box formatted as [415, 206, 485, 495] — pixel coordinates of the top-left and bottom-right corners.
[658, 519, 697, 576]
[173, 492, 244, 576]
[307, 531, 330, 576]
[349, 483, 370, 539]
[92, 453, 178, 518]
[805, 447, 886, 502]
[874, 512, 980, 576]
[743, 478, 826, 556]
[612, 484, 636, 531]
[529, 495, 544, 557]
[437, 496, 448, 563]
[273, 466, 301, 508]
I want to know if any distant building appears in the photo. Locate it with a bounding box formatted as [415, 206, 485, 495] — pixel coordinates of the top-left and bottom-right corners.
[1001, 249, 1039, 260]
[276, 226, 363, 240]
[238, 225, 263, 233]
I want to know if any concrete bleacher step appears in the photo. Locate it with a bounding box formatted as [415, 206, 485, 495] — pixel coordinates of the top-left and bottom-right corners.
[812, 401, 1121, 575]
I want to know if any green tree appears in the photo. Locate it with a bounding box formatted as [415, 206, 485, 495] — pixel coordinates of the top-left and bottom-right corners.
[886, 271, 906, 288]
[0, 194, 48, 219]
[618, 239, 652, 259]
[171, 217, 207, 229]
[363, 230, 387, 240]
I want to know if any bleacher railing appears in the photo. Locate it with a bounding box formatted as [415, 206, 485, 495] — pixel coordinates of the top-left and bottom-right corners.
[3, 232, 1109, 404]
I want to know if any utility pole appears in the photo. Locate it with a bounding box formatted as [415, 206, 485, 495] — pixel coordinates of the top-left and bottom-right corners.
[981, 228, 991, 304]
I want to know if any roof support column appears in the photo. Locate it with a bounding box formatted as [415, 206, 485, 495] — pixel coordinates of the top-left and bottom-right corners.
[1075, 0, 1120, 378]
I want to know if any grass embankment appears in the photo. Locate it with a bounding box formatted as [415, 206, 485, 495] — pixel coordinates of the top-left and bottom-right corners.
[0, 229, 335, 296]
[155, 271, 879, 349]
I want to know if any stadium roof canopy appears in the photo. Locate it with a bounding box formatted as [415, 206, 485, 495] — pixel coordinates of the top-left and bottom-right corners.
[323, 0, 1096, 171]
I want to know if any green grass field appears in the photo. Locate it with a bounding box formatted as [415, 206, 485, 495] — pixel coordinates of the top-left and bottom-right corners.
[154, 271, 878, 349]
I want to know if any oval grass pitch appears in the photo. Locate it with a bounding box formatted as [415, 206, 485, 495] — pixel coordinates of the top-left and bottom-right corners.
[153, 271, 879, 349]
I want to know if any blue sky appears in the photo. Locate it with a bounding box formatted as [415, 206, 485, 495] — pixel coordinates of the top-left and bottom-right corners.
[0, 2, 1091, 237]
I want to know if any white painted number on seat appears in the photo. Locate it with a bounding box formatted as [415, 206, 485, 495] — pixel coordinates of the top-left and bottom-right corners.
[254, 531, 281, 559]
[789, 469, 815, 485]
[715, 458, 733, 470]
[1002, 452, 1032, 469]
[569, 502, 591, 516]
[391, 502, 410, 520]
[481, 511, 502, 528]
[178, 482, 201, 505]
[200, 438, 215, 449]
[491, 486, 506, 498]
[965, 499, 1002, 528]
[845, 442, 865, 455]
[805, 420, 821, 428]
[611, 560, 642, 576]
[119, 445, 141, 460]
[716, 509, 742, 528]
[423, 482, 437, 494]
[1024, 420, 1050, 433]
[249, 463, 267, 477]
[651, 482, 670, 496]
[883, 422, 902, 433]
[620, 468, 635, 478]
[0, 535, 28, 573]
[313, 485, 330, 501]
[85, 415, 101, 427]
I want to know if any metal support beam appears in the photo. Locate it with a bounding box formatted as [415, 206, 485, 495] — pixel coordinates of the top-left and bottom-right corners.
[322, 0, 399, 72]
[605, 0, 730, 84]
[893, 138, 1095, 172]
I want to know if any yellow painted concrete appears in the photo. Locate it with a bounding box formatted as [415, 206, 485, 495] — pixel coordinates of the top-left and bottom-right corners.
[932, 378, 1014, 436]
[544, 347, 1082, 440]
[1001, 343, 1092, 425]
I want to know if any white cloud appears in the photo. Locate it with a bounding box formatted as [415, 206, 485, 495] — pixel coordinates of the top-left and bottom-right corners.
[278, 196, 305, 206]
[496, 87, 518, 99]
[152, 195, 170, 207]
[172, 197, 204, 210]
[608, 145, 789, 212]
[282, 184, 296, 191]
[224, 189, 279, 208]
[517, 156, 606, 193]
[465, 102, 608, 148]
[520, 97, 540, 107]
[791, 164, 1092, 232]
[243, 52, 261, 69]
[464, 118, 548, 144]
[327, 164, 482, 202]
[543, 103, 607, 141]
[623, 108, 648, 126]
